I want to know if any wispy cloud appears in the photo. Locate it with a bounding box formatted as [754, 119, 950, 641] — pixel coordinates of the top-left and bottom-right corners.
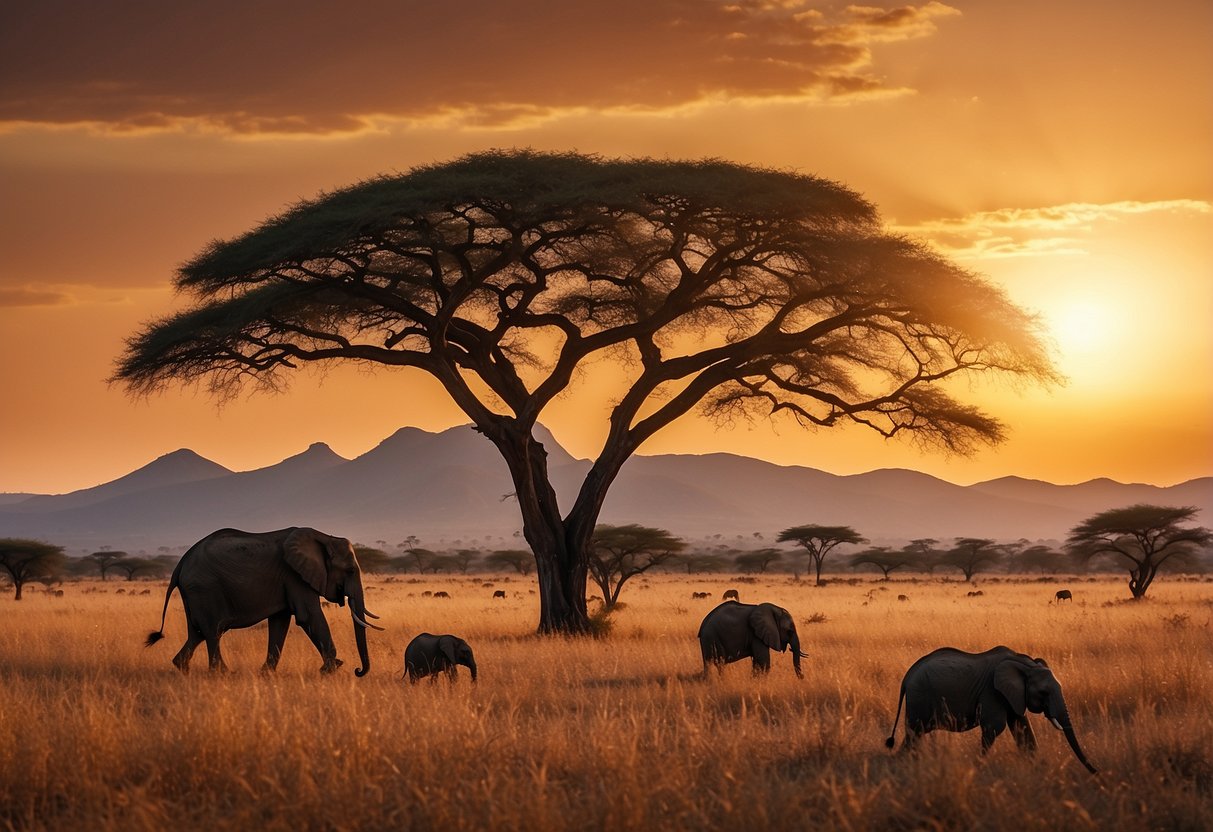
[0, 286, 74, 308]
[0, 1, 958, 137]
[896, 199, 1213, 259]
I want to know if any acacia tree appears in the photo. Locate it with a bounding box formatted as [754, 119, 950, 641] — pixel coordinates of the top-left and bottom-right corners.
[484, 549, 534, 576]
[0, 539, 66, 600]
[83, 550, 127, 581]
[113, 150, 1057, 634]
[849, 547, 911, 580]
[587, 524, 685, 610]
[939, 537, 1004, 582]
[777, 524, 867, 585]
[734, 548, 784, 574]
[1066, 505, 1212, 599]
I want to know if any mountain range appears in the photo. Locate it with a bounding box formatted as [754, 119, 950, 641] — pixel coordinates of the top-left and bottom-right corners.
[2, 425, 1209, 553]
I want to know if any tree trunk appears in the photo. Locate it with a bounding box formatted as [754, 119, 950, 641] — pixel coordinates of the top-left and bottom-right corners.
[13, 580, 23, 601]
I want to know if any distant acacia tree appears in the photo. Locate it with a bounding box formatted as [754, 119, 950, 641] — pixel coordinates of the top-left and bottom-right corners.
[588, 525, 685, 610]
[905, 538, 942, 574]
[939, 538, 1004, 582]
[1012, 544, 1066, 575]
[485, 549, 534, 576]
[677, 552, 729, 574]
[849, 547, 911, 580]
[0, 539, 66, 600]
[1066, 505, 1212, 599]
[777, 525, 867, 585]
[113, 150, 1058, 634]
[83, 550, 128, 581]
[110, 556, 165, 581]
[353, 544, 391, 573]
[450, 549, 481, 574]
[734, 548, 784, 574]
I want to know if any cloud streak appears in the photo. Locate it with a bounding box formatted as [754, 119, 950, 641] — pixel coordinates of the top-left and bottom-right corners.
[0, 1, 958, 136]
[898, 200, 1213, 260]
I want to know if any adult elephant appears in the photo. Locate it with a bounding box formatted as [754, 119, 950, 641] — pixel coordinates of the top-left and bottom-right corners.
[145, 527, 383, 675]
[404, 633, 477, 683]
[885, 646, 1098, 773]
[698, 600, 807, 678]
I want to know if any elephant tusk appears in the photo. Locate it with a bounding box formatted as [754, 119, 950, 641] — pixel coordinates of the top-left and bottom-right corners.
[363, 609, 381, 620]
[1049, 718, 1064, 731]
[799, 651, 810, 658]
[352, 611, 385, 631]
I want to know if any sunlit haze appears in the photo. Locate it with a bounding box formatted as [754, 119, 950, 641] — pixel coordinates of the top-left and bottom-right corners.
[1, 1, 1210, 493]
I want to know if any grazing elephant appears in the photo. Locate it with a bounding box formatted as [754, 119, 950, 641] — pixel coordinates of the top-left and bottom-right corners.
[698, 601, 807, 678]
[493, 590, 506, 599]
[885, 646, 1097, 773]
[1054, 589, 1073, 603]
[404, 633, 477, 683]
[146, 527, 383, 676]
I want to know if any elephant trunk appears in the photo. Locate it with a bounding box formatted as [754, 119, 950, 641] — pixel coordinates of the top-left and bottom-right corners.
[465, 659, 478, 683]
[789, 631, 804, 679]
[346, 576, 372, 678]
[1060, 714, 1098, 774]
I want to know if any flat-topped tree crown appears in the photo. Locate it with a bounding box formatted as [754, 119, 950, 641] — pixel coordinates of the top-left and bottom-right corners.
[115, 149, 1058, 633]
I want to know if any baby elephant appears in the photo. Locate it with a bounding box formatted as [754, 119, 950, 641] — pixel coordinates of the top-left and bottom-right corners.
[886, 646, 1097, 773]
[404, 633, 477, 683]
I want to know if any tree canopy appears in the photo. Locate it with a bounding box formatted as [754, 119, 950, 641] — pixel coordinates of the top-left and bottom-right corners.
[113, 149, 1057, 634]
[587, 524, 685, 609]
[1066, 504, 1211, 599]
[0, 539, 66, 600]
[849, 547, 913, 580]
[938, 537, 1004, 582]
[777, 524, 867, 585]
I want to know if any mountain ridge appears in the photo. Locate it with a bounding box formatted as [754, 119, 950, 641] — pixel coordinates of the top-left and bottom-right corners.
[2, 425, 1209, 551]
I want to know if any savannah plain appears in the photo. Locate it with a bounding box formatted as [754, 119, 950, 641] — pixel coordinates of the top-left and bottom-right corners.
[2, 573, 1210, 831]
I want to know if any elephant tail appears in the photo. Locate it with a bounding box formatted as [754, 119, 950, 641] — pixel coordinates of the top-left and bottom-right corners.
[885, 680, 906, 749]
[145, 561, 181, 647]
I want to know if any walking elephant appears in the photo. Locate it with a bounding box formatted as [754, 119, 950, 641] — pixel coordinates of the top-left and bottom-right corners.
[145, 527, 383, 675]
[885, 646, 1097, 773]
[404, 633, 477, 683]
[698, 601, 807, 678]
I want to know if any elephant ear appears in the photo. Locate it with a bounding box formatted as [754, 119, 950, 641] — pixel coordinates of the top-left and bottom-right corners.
[284, 528, 328, 594]
[439, 637, 458, 664]
[748, 605, 782, 651]
[994, 661, 1027, 716]
[1033, 657, 1050, 668]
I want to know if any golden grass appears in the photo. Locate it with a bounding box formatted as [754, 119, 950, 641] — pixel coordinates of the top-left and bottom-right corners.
[2, 575, 1211, 831]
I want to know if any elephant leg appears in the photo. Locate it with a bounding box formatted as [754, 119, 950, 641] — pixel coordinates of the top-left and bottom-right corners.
[1010, 716, 1037, 752]
[980, 719, 1007, 754]
[446, 665, 458, 683]
[172, 620, 205, 673]
[204, 632, 229, 673]
[750, 642, 771, 674]
[296, 604, 341, 673]
[262, 611, 291, 673]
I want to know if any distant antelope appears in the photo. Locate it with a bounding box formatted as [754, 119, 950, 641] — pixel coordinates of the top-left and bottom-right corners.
[897, 594, 910, 602]
[691, 591, 711, 599]
[723, 589, 740, 601]
[1054, 589, 1073, 603]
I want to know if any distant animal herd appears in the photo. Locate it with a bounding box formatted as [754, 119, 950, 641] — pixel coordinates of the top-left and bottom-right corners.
[127, 525, 1099, 774]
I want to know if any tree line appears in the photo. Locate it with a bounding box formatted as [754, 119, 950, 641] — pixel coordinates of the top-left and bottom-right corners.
[4, 505, 1209, 603]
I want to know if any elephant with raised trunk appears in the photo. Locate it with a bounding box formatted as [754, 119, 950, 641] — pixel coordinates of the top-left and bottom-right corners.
[404, 633, 477, 683]
[885, 646, 1097, 773]
[145, 527, 383, 675]
[698, 601, 807, 678]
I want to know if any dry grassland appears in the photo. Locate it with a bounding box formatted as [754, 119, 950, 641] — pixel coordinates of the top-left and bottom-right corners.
[2, 575, 1211, 831]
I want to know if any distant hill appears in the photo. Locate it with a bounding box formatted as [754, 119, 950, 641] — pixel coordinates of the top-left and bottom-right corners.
[2, 425, 1209, 552]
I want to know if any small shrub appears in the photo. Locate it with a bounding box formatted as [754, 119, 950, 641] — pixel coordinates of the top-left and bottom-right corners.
[802, 612, 828, 625]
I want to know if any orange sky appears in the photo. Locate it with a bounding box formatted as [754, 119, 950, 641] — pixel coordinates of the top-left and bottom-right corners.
[1, 1, 1211, 494]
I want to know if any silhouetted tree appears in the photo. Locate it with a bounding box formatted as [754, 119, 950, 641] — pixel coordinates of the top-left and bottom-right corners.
[83, 550, 128, 581]
[588, 524, 685, 610]
[734, 548, 783, 574]
[676, 552, 729, 574]
[485, 549, 534, 576]
[113, 151, 1058, 633]
[450, 549, 481, 574]
[353, 544, 391, 573]
[0, 539, 66, 600]
[110, 557, 163, 581]
[777, 524, 867, 585]
[1066, 505, 1212, 599]
[905, 538, 942, 574]
[1012, 544, 1066, 575]
[849, 547, 911, 580]
[939, 538, 1004, 581]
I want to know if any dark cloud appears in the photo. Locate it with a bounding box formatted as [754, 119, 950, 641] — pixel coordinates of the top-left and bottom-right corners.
[0, 1, 958, 135]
